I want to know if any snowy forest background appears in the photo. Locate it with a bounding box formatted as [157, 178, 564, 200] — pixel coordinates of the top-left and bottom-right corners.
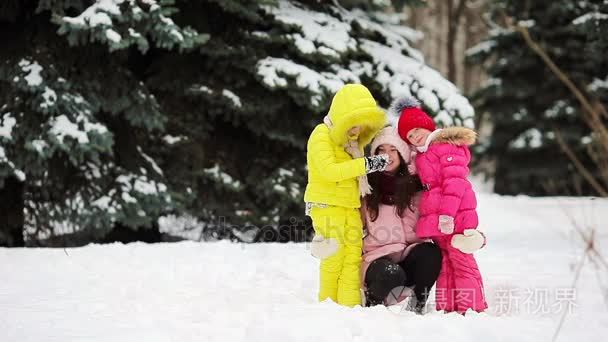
[1, 0, 607, 247]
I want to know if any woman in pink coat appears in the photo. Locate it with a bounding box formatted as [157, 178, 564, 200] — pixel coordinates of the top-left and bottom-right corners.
[394, 97, 488, 314]
[361, 126, 442, 314]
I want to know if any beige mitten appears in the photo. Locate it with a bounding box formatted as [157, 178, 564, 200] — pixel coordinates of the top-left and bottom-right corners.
[451, 229, 486, 254]
[310, 234, 339, 259]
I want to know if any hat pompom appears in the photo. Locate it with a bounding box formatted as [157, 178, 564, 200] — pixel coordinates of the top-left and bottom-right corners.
[389, 96, 421, 117]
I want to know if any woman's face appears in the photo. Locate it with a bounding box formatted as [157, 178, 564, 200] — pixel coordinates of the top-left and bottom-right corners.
[376, 144, 401, 174]
[406, 128, 432, 147]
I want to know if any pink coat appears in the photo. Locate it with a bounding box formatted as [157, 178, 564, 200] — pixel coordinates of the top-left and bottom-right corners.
[414, 127, 487, 313]
[361, 195, 427, 285]
[414, 128, 479, 238]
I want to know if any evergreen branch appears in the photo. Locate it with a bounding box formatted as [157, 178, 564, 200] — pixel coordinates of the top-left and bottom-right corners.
[510, 20, 608, 143]
[500, 11, 608, 197]
[553, 128, 608, 197]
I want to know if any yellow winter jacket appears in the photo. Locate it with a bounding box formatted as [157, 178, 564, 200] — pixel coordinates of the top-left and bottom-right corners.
[304, 84, 387, 208]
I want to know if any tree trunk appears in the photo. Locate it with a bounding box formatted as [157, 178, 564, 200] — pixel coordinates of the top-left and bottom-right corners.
[463, 4, 473, 95]
[447, 0, 467, 83]
[436, 0, 444, 72]
[0, 176, 25, 247]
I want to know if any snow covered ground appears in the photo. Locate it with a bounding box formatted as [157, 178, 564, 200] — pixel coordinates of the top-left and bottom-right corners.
[2, 192, 608, 342]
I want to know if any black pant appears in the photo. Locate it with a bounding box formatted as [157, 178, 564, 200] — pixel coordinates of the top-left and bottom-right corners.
[364, 242, 442, 308]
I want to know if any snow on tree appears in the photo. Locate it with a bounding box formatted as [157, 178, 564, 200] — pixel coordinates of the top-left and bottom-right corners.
[0, 0, 207, 244]
[468, 0, 608, 196]
[154, 0, 474, 241]
[1, 0, 473, 244]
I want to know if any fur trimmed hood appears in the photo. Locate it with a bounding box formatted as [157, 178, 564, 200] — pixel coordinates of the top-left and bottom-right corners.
[432, 127, 477, 146]
[324, 84, 387, 148]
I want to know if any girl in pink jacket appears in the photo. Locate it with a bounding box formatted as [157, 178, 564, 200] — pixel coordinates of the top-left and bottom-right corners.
[394, 97, 488, 314]
[361, 126, 442, 314]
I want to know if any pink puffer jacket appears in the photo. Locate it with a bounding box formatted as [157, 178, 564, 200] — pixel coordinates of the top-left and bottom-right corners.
[414, 127, 479, 238]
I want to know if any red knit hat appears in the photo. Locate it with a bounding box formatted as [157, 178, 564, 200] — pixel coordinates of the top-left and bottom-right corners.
[392, 97, 436, 144]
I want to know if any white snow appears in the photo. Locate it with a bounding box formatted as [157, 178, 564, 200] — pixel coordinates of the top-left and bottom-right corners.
[29, 139, 49, 154]
[92, 195, 113, 211]
[465, 40, 497, 57]
[137, 146, 164, 176]
[169, 29, 184, 42]
[204, 164, 242, 189]
[2, 194, 608, 341]
[264, 2, 423, 61]
[518, 19, 536, 28]
[18, 59, 43, 87]
[482, 77, 502, 87]
[510, 128, 543, 149]
[222, 89, 242, 108]
[40, 87, 57, 109]
[345, 8, 424, 61]
[158, 214, 207, 241]
[136, 178, 165, 194]
[51, 115, 88, 143]
[258, 0, 472, 118]
[292, 33, 316, 54]
[589, 76, 608, 92]
[50, 115, 108, 144]
[121, 192, 137, 203]
[265, 1, 357, 57]
[358, 40, 474, 126]
[105, 29, 122, 43]
[59, 0, 186, 51]
[581, 136, 593, 144]
[128, 28, 142, 39]
[116, 174, 168, 198]
[573, 12, 608, 25]
[195, 85, 213, 94]
[61, 0, 121, 27]
[0, 113, 16, 139]
[162, 135, 185, 145]
[257, 57, 345, 106]
[13, 169, 26, 181]
[545, 100, 570, 118]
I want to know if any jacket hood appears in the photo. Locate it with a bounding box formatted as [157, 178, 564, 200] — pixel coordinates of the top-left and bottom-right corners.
[432, 127, 477, 146]
[326, 84, 387, 147]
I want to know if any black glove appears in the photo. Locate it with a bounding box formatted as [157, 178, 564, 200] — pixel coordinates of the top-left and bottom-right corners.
[365, 154, 390, 174]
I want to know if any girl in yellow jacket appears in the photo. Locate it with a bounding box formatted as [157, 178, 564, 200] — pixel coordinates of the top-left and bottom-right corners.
[304, 84, 389, 307]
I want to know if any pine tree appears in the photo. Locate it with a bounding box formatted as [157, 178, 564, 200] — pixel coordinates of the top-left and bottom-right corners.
[467, 0, 608, 196]
[1, 0, 475, 245]
[0, 0, 207, 245]
[152, 0, 475, 241]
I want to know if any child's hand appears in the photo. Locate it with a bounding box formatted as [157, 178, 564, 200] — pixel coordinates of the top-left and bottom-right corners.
[451, 229, 486, 254]
[407, 163, 417, 175]
[438, 215, 454, 234]
[365, 154, 390, 174]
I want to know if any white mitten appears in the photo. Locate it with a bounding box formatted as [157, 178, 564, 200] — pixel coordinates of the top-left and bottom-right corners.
[451, 229, 486, 254]
[310, 234, 339, 259]
[438, 215, 455, 234]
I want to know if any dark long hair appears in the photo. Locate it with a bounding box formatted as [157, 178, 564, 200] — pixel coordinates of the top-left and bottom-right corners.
[365, 152, 423, 222]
